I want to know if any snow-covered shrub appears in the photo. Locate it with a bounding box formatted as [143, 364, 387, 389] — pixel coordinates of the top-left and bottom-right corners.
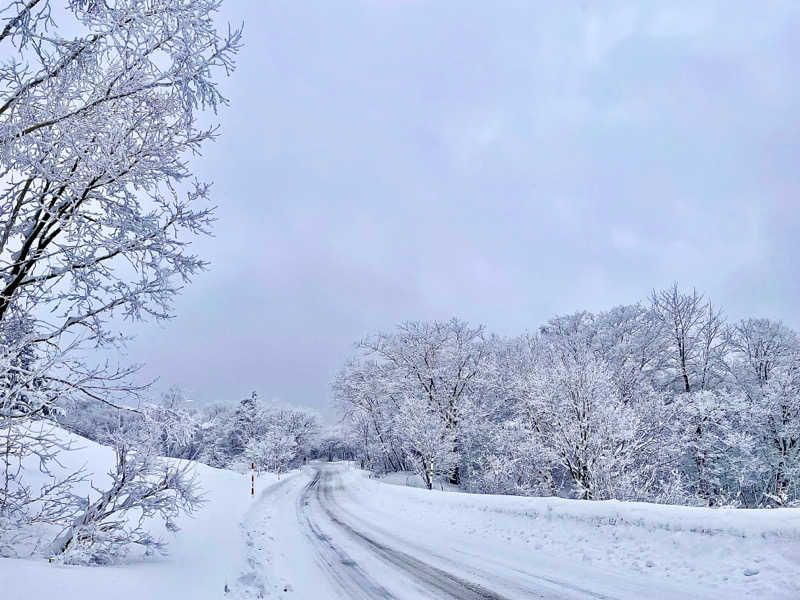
[50, 425, 204, 564]
[0, 421, 86, 557]
[245, 432, 297, 475]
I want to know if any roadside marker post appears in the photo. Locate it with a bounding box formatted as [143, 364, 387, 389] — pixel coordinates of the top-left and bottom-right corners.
[250, 462, 255, 496]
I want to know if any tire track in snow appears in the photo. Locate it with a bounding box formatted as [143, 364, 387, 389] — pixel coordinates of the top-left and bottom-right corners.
[312, 467, 513, 600]
[297, 472, 396, 599]
[318, 465, 616, 600]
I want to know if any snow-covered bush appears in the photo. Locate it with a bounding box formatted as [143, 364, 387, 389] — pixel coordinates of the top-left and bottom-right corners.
[245, 432, 297, 475]
[50, 416, 204, 565]
[0, 420, 85, 557]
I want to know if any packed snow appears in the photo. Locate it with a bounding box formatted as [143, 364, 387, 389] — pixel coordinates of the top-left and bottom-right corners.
[2, 432, 799, 599]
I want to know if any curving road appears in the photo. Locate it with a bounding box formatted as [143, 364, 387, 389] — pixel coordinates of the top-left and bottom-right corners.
[235, 462, 625, 600]
[300, 468, 511, 600]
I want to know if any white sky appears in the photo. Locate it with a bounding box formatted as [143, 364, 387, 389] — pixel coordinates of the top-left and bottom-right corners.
[115, 1, 800, 417]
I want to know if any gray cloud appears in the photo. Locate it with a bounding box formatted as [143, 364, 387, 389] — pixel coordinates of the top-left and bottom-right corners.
[117, 1, 800, 416]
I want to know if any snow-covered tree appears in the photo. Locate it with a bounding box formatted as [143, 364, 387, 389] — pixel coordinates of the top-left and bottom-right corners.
[649, 284, 727, 393]
[526, 347, 619, 499]
[0, 0, 240, 377]
[333, 358, 409, 473]
[358, 318, 487, 484]
[593, 304, 662, 402]
[756, 366, 800, 505]
[311, 426, 352, 462]
[245, 432, 296, 475]
[188, 394, 319, 471]
[0, 0, 239, 558]
[393, 392, 457, 489]
[227, 392, 260, 457]
[335, 287, 800, 508]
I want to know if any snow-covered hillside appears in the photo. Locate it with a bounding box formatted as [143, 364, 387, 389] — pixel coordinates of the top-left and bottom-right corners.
[0, 429, 270, 599]
[2, 433, 799, 599]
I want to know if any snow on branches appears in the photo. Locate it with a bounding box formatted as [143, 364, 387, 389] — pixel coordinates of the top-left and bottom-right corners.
[49, 425, 204, 565]
[335, 285, 800, 508]
[0, 0, 239, 562]
[0, 0, 241, 348]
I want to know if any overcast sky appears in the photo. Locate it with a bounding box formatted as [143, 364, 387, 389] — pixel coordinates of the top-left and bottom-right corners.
[115, 1, 800, 417]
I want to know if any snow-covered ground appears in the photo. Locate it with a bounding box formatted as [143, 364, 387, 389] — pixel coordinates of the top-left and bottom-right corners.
[377, 470, 460, 492]
[0, 429, 270, 599]
[2, 433, 800, 599]
[330, 466, 800, 599]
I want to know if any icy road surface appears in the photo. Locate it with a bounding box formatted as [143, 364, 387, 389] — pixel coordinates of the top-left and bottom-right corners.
[232, 462, 800, 599]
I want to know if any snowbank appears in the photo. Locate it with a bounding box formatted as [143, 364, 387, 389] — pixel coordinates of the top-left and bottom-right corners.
[371, 470, 800, 540]
[377, 470, 460, 492]
[340, 467, 800, 599]
[0, 428, 274, 600]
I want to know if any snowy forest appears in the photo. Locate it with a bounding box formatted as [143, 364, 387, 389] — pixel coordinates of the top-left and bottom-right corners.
[334, 284, 800, 508]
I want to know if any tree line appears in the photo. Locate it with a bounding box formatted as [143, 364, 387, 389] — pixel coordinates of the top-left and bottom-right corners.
[59, 388, 321, 473]
[334, 284, 800, 507]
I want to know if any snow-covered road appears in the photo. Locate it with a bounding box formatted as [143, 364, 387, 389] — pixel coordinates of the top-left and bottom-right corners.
[237, 463, 585, 599]
[233, 462, 800, 599]
[2, 445, 798, 600]
[302, 467, 528, 600]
